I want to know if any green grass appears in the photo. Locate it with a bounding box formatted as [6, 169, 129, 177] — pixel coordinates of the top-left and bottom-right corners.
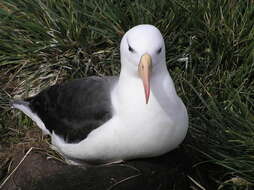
[0, 0, 254, 189]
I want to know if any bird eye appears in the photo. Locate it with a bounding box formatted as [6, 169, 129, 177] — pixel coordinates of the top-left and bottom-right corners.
[128, 45, 135, 53]
[157, 47, 162, 54]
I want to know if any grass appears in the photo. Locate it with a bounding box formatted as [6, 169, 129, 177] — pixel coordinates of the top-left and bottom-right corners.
[0, 0, 254, 189]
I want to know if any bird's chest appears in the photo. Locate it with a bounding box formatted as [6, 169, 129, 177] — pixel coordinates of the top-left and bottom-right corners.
[112, 85, 173, 131]
[123, 100, 169, 125]
[110, 78, 178, 142]
[108, 91, 176, 158]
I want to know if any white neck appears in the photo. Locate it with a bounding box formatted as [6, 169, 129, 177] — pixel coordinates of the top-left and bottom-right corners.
[112, 59, 178, 116]
[119, 59, 176, 94]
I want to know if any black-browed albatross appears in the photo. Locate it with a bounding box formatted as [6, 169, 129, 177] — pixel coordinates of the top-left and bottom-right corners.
[12, 24, 188, 165]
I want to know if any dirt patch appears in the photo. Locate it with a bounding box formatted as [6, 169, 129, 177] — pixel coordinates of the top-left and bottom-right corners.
[1, 150, 65, 190]
[1, 148, 193, 190]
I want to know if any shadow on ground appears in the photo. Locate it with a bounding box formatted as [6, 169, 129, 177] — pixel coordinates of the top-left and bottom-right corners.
[1, 147, 202, 190]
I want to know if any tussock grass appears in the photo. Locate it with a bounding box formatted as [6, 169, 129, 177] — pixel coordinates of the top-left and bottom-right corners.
[0, 0, 254, 189]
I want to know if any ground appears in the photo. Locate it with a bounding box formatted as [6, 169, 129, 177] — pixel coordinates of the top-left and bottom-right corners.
[0, 129, 205, 190]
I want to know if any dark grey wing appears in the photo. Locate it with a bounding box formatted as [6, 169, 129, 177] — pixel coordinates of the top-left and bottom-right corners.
[26, 76, 117, 143]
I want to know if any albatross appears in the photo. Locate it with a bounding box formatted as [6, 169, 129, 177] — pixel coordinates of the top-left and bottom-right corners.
[12, 24, 188, 165]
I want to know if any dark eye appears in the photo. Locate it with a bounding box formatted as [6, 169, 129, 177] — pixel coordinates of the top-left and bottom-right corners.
[128, 45, 134, 53]
[157, 47, 162, 54]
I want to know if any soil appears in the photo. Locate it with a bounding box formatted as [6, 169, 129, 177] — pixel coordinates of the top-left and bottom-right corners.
[1, 148, 194, 190]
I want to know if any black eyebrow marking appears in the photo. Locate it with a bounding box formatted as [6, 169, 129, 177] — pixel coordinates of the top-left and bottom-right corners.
[127, 38, 135, 53]
[129, 45, 134, 52]
[157, 47, 162, 54]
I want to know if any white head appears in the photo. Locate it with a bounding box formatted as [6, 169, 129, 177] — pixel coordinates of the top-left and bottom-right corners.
[120, 24, 167, 104]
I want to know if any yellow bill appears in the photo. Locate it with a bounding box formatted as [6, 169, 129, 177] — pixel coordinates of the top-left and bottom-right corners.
[138, 53, 152, 104]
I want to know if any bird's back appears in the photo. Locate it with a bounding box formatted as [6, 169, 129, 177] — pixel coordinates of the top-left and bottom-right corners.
[12, 76, 117, 143]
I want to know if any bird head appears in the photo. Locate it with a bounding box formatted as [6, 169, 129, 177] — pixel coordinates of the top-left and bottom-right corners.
[120, 24, 166, 104]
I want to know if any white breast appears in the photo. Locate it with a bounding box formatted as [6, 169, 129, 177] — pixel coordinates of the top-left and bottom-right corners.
[107, 74, 188, 159]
